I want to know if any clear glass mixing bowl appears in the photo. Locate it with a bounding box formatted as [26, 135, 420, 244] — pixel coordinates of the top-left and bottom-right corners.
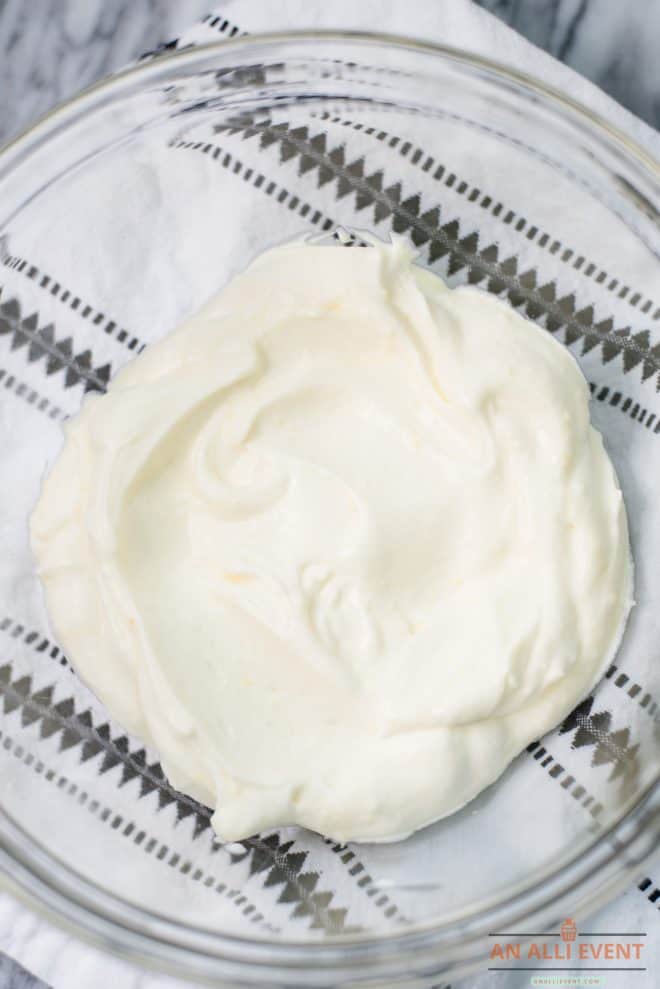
[0, 32, 658, 988]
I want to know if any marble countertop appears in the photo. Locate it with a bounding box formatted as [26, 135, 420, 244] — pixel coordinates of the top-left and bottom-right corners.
[476, 0, 660, 130]
[0, 0, 659, 146]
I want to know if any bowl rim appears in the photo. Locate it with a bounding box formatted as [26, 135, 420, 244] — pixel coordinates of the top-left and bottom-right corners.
[0, 28, 659, 986]
[0, 28, 658, 183]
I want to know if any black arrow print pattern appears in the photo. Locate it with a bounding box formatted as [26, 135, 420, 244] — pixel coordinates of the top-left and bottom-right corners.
[184, 12, 659, 335]
[5, 605, 657, 917]
[172, 135, 660, 396]
[311, 110, 660, 322]
[0, 723, 274, 932]
[3, 252, 660, 438]
[4, 566, 401, 918]
[0, 288, 110, 393]
[137, 10, 243, 62]
[0, 659, 407, 932]
[1, 613, 643, 807]
[141, 18, 660, 378]
[204, 116, 660, 390]
[2, 254, 145, 354]
[559, 695, 641, 796]
[0, 616, 648, 812]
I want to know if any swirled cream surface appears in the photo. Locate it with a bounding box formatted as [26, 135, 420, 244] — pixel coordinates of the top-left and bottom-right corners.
[31, 240, 632, 842]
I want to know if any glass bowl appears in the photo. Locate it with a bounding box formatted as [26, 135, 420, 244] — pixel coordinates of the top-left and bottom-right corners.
[0, 32, 658, 988]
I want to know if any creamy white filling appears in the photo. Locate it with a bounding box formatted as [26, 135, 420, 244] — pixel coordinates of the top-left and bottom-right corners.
[31, 239, 632, 842]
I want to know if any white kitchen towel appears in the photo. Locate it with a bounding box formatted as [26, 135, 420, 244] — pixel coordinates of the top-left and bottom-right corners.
[0, 2, 659, 988]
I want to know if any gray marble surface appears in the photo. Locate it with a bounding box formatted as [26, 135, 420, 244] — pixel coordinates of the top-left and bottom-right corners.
[0, 0, 210, 146]
[475, 0, 660, 130]
[0, 951, 50, 989]
[0, 0, 658, 148]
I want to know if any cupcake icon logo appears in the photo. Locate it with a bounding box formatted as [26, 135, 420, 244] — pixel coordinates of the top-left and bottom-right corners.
[561, 918, 577, 943]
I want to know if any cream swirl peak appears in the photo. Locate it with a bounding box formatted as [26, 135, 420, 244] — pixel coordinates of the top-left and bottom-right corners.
[31, 238, 632, 842]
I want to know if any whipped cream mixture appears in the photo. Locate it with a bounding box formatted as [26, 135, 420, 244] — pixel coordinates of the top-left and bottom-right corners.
[31, 239, 632, 842]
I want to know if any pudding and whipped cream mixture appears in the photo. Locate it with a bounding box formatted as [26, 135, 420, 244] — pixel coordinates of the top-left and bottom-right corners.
[31, 239, 632, 843]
